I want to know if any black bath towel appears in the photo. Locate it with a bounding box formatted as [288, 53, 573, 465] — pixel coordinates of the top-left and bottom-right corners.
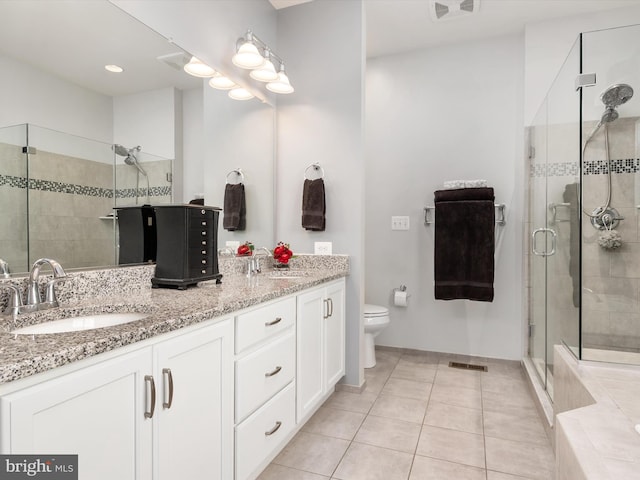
[223, 183, 246, 231]
[302, 178, 326, 231]
[434, 187, 495, 302]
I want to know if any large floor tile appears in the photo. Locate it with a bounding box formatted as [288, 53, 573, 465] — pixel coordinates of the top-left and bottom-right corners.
[323, 390, 378, 414]
[273, 431, 350, 477]
[333, 442, 413, 480]
[370, 393, 428, 424]
[391, 362, 437, 383]
[429, 382, 482, 410]
[485, 436, 555, 480]
[482, 389, 537, 418]
[434, 367, 482, 391]
[409, 455, 486, 480]
[381, 377, 433, 400]
[301, 406, 366, 440]
[416, 425, 485, 468]
[483, 409, 549, 446]
[398, 351, 442, 367]
[482, 373, 531, 396]
[257, 464, 329, 480]
[354, 414, 421, 453]
[487, 470, 535, 480]
[424, 401, 483, 435]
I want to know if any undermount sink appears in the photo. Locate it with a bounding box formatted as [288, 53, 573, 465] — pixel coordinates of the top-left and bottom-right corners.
[10, 312, 148, 335]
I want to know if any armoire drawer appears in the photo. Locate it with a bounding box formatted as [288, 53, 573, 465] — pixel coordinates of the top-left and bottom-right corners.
[235, 330, 295, 422]
[235, 382, 295, 480]
[235, 297, 296, 354]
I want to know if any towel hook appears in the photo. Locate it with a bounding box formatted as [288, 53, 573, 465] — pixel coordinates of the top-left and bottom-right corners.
[226, 168, 245, 185]
[304, 162, 324, 180]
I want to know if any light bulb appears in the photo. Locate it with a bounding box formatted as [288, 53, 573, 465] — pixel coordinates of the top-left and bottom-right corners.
[209, 73, 237, 90]
[228, 88, 255, 101]
[184, 56, 216, 78]
[250, 58, 279, 82]
[266, 70, 294, 94]
[232, 41, 264, 69]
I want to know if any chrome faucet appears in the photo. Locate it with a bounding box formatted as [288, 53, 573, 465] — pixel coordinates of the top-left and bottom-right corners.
[26, 258, 68, 310]
[0, 259, 9, 278]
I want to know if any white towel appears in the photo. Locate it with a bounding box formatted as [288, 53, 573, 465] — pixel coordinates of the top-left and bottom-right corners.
[443, 179, 488, 189]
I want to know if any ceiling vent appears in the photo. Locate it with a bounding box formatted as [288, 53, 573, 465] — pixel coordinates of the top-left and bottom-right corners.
[429, 0, 479, 22]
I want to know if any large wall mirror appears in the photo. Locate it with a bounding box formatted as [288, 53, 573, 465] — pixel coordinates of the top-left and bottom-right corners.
[0, 0, 268, 277]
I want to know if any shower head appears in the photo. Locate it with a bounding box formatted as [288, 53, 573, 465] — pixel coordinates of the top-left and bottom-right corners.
[600, 83, 634, 108]
[113, 144, 130, 157]
[600, 106, 619, 124]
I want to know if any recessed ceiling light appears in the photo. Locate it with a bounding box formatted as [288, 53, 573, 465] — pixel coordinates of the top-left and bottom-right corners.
[105, 64, 124, 73]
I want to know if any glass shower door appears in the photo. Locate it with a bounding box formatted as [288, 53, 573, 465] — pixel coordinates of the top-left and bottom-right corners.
[528, 37, 581, 400]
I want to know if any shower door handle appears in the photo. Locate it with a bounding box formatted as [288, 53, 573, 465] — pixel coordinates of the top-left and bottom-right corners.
[532, 228, 557, 257]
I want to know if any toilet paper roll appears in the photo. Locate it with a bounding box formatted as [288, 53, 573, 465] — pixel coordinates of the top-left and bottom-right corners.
[394, 289, 408, 307]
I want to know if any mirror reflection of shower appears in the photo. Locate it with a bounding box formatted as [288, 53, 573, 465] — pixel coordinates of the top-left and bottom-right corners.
[582, 83, 634, 228]
[113, 144, 150, 204]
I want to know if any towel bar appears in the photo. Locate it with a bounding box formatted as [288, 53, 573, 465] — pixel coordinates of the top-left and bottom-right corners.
[226, 168, 245, 184]
[548, 202, 571, 224]
[424, 203, 506, 226]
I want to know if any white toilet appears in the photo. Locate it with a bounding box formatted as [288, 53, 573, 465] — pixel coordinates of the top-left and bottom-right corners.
[364, 304, 391, 368]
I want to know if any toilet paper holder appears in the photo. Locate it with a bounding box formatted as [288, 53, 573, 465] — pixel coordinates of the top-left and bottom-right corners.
[396, 285, 407, 292]
[393, 285, 409, 307]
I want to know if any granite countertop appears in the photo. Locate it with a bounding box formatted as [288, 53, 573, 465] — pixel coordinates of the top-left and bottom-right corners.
[0, 267, 347, 386]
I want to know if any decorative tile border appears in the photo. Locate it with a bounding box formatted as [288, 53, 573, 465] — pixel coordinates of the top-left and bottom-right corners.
[530, 158, 640, 177]
[0, 174, 170, 199]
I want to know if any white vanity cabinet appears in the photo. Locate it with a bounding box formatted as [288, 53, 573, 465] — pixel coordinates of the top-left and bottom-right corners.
[0, 348, 154, 480]
[234, 296, 297, 480]
[0, 318, 234, 480]
[296, 278, 346, 423]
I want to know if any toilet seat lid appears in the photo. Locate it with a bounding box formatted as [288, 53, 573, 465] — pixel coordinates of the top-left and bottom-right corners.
[364, 304, 389, 317]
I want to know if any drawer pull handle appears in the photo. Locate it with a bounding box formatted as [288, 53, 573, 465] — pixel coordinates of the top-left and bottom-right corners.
[201, 269, 207, 274]
[201, 221, 207, 226]
[265, 366, 282, 377]
[201, 209, 206, 214]
[162, 368, 174, 410]
[201, 231, 207, 236]
[265, 317, 282, 327]
[202, 259, 207, 264]
[202, 250, 207, 255]
[202, 241, 207, 246]
[144, 375, 156, 419]
[265, 421, 282, 436]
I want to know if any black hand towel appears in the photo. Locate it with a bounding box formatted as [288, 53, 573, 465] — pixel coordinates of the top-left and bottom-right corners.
[302, 178, 326, 231]
[223, 183, 246, 231]
[434, 187, 495, 302]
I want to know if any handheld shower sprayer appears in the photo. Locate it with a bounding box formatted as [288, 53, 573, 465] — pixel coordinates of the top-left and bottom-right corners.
[113, 144, 150, 204]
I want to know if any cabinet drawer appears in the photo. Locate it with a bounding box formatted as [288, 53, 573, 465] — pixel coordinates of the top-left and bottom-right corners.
[235, 382, 295, 480]
[236, 331, 295, 422]
[235, 297, 296, 353]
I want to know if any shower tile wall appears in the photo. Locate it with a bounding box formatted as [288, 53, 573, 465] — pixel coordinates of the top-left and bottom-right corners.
[115, 159, 173, 207]
[582, 117, 640, 353]
[0, 142, 28, 273]
[29, 150, 116, 268]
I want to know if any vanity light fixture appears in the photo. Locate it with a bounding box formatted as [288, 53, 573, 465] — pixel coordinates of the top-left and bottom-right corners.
[208, 72, 238, 90]
[266, 65, 294, 94]
[184, 56, 217, 78]
[105, 64, 123, 73]
[228, 87, 255, 101]
[232, 30, 294, 95]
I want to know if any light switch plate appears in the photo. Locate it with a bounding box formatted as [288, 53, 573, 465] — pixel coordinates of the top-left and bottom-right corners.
[314, 242, 332, 255]
[391, 216, 410, 230]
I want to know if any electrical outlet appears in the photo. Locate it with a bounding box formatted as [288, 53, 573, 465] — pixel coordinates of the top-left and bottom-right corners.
[391, 216, 410, 230]
[314, 242, 333, 255]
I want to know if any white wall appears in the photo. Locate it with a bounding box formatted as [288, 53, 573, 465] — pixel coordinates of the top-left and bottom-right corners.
[366, 34, 525, 360]
[182, 87, 204, 203]
[524, 5, 640, 126]
[276, 0, 366, 386]
[0, 53, 113, 142]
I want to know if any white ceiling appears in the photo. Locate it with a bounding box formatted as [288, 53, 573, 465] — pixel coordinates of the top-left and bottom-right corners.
[366, 0, 640, 58]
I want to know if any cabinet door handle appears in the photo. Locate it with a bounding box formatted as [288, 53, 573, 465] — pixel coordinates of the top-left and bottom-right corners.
[265, 317, 282, 327]
[328, 298, 334, 317]
[265, 366, 282, 377]
[162, 368, 174, 410]
[265, 421, 282, 436]
[144, 375, 156, 419]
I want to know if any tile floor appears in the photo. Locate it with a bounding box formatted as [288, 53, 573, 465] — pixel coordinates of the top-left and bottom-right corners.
[258, 348, 555, 480]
